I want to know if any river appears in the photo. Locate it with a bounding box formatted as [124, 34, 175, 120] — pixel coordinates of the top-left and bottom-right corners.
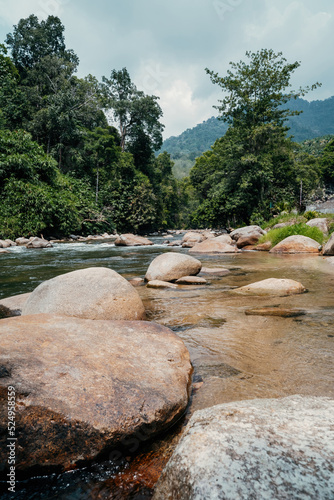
[1, 237, 334, 498]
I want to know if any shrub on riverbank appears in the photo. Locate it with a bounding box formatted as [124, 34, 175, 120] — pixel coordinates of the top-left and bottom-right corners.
[258, 223, 324, 248]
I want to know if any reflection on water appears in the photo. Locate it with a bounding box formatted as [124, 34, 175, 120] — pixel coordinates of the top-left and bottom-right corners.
[0, 240, 333, 498]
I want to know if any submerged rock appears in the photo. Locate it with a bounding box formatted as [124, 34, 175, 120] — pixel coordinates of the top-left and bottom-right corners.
[22, 267, 146, 320]
[153, 395, 334, 500]
[0, 314, 192, 476]
[147, 280, 178, 289]
[233, 278, 306, 296]
[145, 253, 201, 282]
[114, 233, 153, 246]
[175, 276, 207, 285]
[245, 307, 306, 317]
[200, 267, 230, 276]
[270, 235, 320, 253]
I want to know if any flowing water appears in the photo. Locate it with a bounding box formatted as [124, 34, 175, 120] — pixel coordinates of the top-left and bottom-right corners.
[1, 238, 334, 498]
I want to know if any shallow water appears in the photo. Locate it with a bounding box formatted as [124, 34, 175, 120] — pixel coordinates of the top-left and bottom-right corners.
[1, 239, 334, 498]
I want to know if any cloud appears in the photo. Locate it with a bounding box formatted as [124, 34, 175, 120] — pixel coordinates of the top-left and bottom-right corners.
[0, 0, 334, 138]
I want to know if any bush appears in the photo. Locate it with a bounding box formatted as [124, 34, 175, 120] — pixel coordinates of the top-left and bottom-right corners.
[258, 223, 324, 247]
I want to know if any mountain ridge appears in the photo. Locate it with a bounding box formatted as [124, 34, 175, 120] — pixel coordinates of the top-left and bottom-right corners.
[160, 96, 334, 178]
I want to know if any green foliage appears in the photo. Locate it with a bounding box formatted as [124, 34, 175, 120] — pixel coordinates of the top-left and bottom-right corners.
[258, 223, 324, 247]
[303, 210, 320, 221]
[0, 129, 57, 185]
[320, 137, 334, 185]
[188, 50, 323, 228]
[101, 68, 164, 168]
[206, 49, 320, 129]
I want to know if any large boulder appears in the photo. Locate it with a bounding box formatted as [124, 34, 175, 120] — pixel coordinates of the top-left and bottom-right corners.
[233, 277, 306, 296]
[145, 253, 201, 282]
[22, 267, 146, 320]
[153, 395, 334, 500]
[0, 239, 11, 248]
[323, 233, 334, 255]
[0, 314, 192, 475]
[230, 225, 266, 242]
[270, 235, 320, 253]
[181, 232, 206, 248]
[306, 217, 328, 234]
[26, 237, 52, 249]
[15, 237, 30, 246]
[189, 235, 238, 254]
[114, 233, 153, 246]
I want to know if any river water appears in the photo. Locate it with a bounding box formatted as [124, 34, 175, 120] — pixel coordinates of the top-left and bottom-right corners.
[1, 237, 334, 498]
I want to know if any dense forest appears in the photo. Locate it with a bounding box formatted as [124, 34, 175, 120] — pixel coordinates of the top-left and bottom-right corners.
[160, 97, 334, 179]
[1, 16, 334, 237]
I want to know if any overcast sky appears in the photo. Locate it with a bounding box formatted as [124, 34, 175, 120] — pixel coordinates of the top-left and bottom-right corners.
[0, 0, 333, 139]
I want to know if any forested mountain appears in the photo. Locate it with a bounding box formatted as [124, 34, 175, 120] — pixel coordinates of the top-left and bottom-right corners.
[161, 96, 334, 178]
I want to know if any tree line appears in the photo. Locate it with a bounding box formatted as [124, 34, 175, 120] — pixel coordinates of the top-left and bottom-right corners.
[1, 16, 334, 238]
[0, 15, 179, 238]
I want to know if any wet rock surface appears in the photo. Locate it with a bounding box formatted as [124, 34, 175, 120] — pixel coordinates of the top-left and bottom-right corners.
[22, 267, 146, 321]
[153, 395, 334, 500]
[0, 314, 192, 476]
[114, 233, 153, 246]
[233, 277, 306, 296]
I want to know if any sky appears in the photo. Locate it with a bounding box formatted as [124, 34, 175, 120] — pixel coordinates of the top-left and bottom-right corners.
[0, 0, 333, 139]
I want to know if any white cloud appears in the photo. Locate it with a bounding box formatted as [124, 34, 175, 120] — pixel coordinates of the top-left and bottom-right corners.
[0, 0, 334, 137]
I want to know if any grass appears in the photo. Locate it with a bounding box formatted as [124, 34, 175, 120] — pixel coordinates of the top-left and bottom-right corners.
[258, 223, 324, 248]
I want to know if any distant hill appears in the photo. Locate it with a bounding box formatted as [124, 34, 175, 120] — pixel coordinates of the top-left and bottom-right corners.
[161, 96, 334, 178]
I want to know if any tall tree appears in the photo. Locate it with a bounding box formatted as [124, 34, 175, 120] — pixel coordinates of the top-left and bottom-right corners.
[101, 68, 164, 169]
[190, 50, 321, 227]
[206, 49, 320, 129]
[5, 15, 78, 77]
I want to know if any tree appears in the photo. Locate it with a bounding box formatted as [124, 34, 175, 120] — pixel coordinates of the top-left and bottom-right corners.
[101, 68, 164, 170]
[189, 50, 321, 227]
[320, 138, 334, 186]
[206, 49, 320, 129]
[5, 15, 78, 77]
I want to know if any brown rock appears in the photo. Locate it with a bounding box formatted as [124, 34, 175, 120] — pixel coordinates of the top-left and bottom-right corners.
[145, 253, 201, 282]
[233, 278, 306, 296]
[181, 232, 206, 245]
[114, 234, 153, 246]
[0, 292, 31, 317]
[236, 234, 262, 248]
[147, 280, 178, 289]
[175, 276, 207, 285]
[245, 307, 306, 317]
[22, 267, 145, 320]
[15, 237, 30, 246]
[0, 249, 10, 254]
[128, 277, 145, 286]
[270, 235, 320, 254]
[0, 239, 11, 248]
[200, 267, 230, 276]
[323, 233, 334, 256]
[306, 218, 328, 234]
[0, 314, 192, 475]
[189, 238, 238, 254]
[26, 237, 52, 249]
[230, 225, 266, 242]
[255, 241, 272, 251]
